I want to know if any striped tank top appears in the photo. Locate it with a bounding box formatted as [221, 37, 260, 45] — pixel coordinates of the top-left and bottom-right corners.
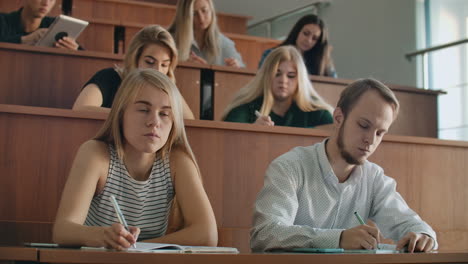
[84, 144, 174, 240]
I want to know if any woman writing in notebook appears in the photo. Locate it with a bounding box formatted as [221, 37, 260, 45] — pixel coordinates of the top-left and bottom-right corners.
[72, 25, 194, 119]
[53, 69, 217, 249]
[223, 45, 333, 128]
[258, 14, 337, 77]
[168, 0, 244, 68]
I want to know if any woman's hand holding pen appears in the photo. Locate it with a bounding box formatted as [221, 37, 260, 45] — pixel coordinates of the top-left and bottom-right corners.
[254, 110, 274, 126]
[99, 223, 140, 251]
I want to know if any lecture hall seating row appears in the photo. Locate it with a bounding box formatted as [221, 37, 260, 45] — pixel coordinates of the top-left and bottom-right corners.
[0, 43, 442, 137]
[0, 0, 279, 69]
[0, 104, 467, 253]
[0, 0, 251, 35]
[80, 18, 280, 70]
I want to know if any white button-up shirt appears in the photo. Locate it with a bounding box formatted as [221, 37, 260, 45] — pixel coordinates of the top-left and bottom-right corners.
[250, 140, 437, 251]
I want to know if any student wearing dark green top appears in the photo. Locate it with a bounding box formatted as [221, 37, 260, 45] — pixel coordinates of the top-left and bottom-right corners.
[222, 45, 333, 128]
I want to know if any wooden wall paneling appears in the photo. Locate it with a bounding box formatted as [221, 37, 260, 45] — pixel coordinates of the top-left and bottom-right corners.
[79, 20, 116, 53]
[212, 68, 255, 121]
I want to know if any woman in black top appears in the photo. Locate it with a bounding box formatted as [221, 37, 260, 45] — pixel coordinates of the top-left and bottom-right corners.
[73, 25, 194, 119]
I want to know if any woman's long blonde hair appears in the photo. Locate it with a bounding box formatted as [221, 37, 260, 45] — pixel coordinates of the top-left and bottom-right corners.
[222, 46, 333, 120]
[117, 25, 178, 82]
[95, 69, 196, 165]
[168, 0, 220, 63]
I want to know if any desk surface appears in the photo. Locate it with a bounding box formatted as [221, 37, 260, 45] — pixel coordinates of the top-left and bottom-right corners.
[37, 248, 468, 264]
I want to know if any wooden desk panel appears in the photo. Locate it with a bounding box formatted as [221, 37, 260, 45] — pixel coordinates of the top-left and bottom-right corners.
[121, 24, 279, 71]
[0, 43, 121, 109]
[38, 248, 468, 264]
[212, 68, 255, 121]
[0, 44, 201, 117]
[224, 33, 280, 71]
[0, 246, 38, 262]
[1, 105, 467, 251]
[79, 20, 116, 53]
[71, 0, 249, 34]
[212, 69, 441, 137]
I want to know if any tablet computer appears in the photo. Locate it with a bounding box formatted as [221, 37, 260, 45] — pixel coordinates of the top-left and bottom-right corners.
[35, 15, 88, 47]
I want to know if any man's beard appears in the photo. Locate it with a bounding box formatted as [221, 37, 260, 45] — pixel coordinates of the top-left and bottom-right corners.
[337, 120, 363, 165]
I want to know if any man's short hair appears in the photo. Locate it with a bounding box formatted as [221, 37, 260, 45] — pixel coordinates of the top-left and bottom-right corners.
[337, 78, 400, 118]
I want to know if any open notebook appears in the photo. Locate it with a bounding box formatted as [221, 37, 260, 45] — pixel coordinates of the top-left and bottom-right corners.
[83, 242, 239, 254]
[288, 243, 403, 254]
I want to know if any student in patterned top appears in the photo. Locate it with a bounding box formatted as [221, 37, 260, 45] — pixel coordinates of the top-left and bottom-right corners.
[53, 69, 217, 250]
[250, 78, 437, 252]
[72, 25, 194, 119]
[223, 45, 333, 128]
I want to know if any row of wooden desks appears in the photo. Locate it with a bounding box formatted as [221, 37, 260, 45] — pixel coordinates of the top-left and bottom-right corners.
[1, 246, 468, 264]
[0, 43, 443, 137]
[1, 104, 467, 252]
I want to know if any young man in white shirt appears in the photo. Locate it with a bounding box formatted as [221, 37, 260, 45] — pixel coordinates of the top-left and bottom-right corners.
[250, 78, 436, 252]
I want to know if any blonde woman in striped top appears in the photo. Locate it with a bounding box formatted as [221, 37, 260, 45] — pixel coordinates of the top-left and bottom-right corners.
[53, 69, 217, 250]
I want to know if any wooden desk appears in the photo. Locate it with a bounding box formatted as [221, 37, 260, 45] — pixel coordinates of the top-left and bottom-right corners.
[0, 246, 38, 262]
[37, 248, 468, 264]
[0, 43, 202, 118]
[119, 23, 279, 70]
[0, 105, 467, 252]
[211, 66, 443, 137]
[0, 43, 121, 109]
[71, 0, 250, 34]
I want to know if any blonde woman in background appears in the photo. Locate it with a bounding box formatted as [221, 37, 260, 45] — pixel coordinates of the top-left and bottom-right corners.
[223, 46, 333, 128]
[73, 25, 194, 119]
[54, 69, 217, 249]
[168, 0, 244, 68]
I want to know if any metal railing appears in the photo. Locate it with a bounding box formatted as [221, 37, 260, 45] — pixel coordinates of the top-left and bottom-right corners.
[405, 38, 468, 89]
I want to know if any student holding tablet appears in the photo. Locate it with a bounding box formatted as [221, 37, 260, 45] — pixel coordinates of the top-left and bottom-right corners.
[53, 69, 217, 249]
[73, 25, 194, 119]
[0, 0, 79, 50]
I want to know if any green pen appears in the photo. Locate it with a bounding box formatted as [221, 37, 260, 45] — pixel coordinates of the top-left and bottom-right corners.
[354, 211, 381, 250]
[354, 211, 365, 225]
